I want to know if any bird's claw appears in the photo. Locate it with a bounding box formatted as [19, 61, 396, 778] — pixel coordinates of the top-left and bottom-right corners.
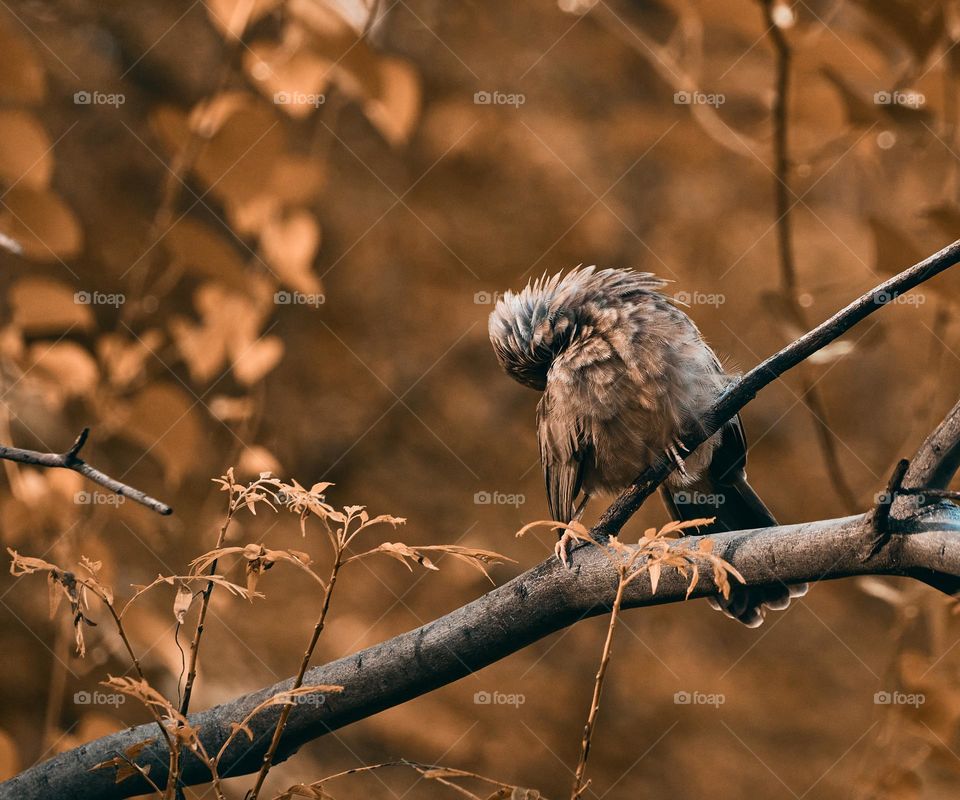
[667, 444, 690, 480]
[555, 530, 578, 569]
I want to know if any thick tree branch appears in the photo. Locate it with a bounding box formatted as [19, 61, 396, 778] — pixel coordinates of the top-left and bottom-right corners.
[0, 427, 172, 515]
[5, 506, 960, 800]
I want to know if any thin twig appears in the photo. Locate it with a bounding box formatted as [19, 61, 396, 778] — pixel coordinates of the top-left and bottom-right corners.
[571, 568, 626, 799]
[178, 497, 235, 716]
[0, 428, 172, 515]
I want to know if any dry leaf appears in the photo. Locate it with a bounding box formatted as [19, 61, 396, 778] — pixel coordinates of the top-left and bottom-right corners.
[173, 583, 194, 624]
[260, 210, 323, 294]
[364, 57, 421, 147]
[116, 383, 205, 486]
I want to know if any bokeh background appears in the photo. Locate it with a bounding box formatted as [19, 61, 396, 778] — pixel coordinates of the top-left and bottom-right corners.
[1, 0, 960, 797]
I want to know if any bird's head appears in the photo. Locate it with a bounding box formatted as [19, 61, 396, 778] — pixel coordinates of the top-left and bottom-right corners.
[487, 266, 666, 391]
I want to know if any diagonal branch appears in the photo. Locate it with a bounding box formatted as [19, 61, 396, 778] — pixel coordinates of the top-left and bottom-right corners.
[593, 239, 960, 538]
[0, 427, 172, 515]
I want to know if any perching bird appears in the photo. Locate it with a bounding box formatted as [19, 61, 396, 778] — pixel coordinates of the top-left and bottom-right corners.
[488, 266, 807, 626]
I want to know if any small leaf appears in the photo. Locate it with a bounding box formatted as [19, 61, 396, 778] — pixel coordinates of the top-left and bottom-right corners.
[173, 584, 194, 624]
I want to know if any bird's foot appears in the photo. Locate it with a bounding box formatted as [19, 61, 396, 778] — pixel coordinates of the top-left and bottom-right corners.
[555, 530, 579, 569]
[667, 444, 690, 480]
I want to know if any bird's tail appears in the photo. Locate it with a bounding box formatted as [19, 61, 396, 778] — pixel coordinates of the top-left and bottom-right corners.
[660, 471, 808, 627]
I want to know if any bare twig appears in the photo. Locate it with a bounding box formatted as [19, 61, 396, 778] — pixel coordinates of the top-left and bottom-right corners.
[179, 494, 236, 717]
[0, 428, 172, 515]
[571, 567, 626, 799]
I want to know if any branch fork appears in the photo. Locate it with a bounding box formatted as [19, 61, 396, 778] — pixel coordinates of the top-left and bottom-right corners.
[0, 427, 172, 515]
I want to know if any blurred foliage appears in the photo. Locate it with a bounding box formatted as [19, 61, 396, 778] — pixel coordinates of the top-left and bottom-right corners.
[1, 0, 960, 797]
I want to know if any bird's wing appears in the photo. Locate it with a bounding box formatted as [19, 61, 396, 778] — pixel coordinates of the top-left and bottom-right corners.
[702, 351, 749, 484]
[537, 385, 591, 524]
[709, 413, 748, 485]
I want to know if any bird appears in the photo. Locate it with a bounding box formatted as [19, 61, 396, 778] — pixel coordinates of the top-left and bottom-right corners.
[488, 266, 807, 626]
